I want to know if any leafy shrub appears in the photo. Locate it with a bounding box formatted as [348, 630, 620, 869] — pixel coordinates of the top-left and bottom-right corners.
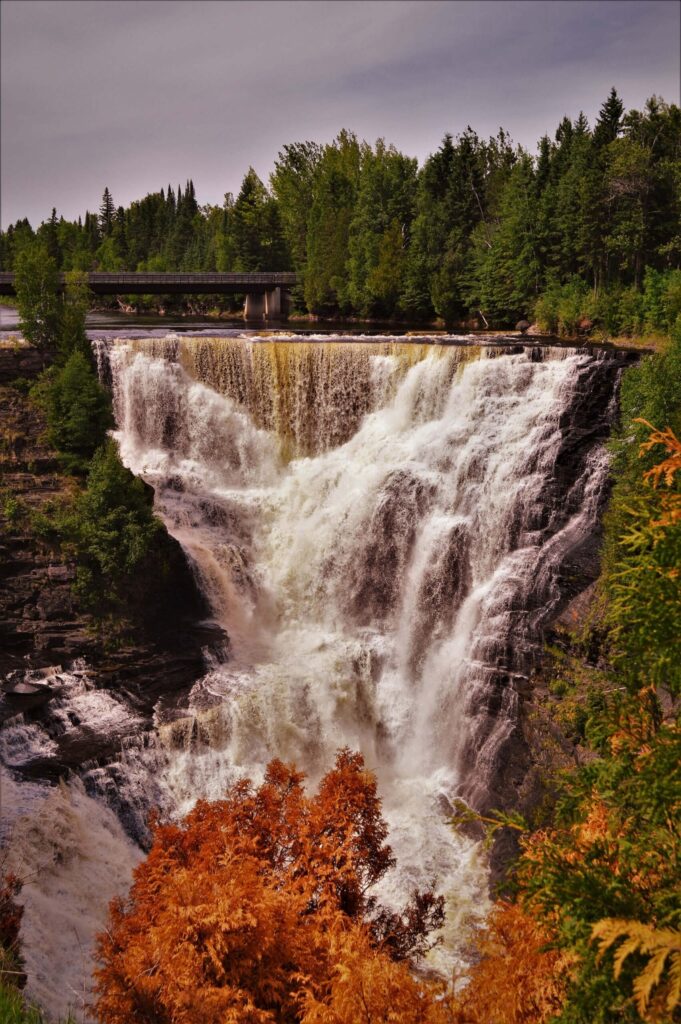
[32, 352, 112, 474]
[13, 243, 61, 352]
[534, 278, 594, 336]
[641, 268, 681, 334]
[94, 750, 445, 1024]
[57, 439, 162, 616]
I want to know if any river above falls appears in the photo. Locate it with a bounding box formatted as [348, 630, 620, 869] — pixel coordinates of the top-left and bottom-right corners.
[0, 303, 644, 353]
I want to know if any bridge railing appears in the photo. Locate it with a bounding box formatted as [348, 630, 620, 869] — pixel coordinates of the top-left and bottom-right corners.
[0, 271, 299, 296]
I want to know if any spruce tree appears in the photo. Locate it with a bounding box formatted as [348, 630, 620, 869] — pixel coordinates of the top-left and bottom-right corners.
[593, 87, 624, 147]
[99, 187, 115, 236]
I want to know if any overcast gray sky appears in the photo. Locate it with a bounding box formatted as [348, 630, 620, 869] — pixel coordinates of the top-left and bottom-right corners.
[1, 0, 679, 229]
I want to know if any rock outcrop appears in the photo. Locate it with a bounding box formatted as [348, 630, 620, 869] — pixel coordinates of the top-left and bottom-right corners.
[0, 347, 220, 764]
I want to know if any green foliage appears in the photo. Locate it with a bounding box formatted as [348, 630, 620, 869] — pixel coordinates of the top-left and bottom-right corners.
[33, 352, 112, 474]
[57, 439, 163, 616]
[534, 278, 594, 335]
[232, 167, 289, 273]
[59, 269, 92, 359]
[602, 323, 681, 692]
[606, 486, 681, 693]
[1, 491, 27, 529]
[271, 141, 323, 307]
[0, 984, 44, 1024]
[0, 982, 77, 1023]
[346, 140, 417, 317]
[304, 131, 363, 313]
[14, 242, 61, 350]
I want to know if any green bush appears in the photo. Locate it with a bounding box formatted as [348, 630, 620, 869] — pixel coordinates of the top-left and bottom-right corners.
[603, 320, 681, 693]
[534, 278, 594, 336]
[32, 352, 112, 474]
[641, 267, 681, 334]
[1, 493, 27, 528]
[57, 439, 163, 616]
[612, 285, 644, 335]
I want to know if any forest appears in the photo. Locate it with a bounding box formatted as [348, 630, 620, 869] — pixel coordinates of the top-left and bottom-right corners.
[1, 88, 680, 333]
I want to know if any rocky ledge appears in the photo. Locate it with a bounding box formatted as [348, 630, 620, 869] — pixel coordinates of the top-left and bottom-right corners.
[0, 348, 223, 777]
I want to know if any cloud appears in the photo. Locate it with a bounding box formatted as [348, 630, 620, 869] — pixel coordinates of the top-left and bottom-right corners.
[1, 0, 679, 227]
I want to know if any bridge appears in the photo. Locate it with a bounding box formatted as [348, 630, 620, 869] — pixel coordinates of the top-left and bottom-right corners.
[0, 272, 299, 319]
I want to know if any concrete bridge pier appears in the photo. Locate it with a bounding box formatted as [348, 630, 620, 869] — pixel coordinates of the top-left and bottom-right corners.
[265, 286, 281, 319]
[244, 292, 265, 319]
[245, 287, 289, 320]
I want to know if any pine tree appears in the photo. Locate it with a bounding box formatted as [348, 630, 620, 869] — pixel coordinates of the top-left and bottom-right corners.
[99, 187, 115, 236]
[232, 167, 288, 273]
[594, 87, 625, 147]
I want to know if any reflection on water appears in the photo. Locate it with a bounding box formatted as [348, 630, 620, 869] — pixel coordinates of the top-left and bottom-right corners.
[0, 304, 19, 330]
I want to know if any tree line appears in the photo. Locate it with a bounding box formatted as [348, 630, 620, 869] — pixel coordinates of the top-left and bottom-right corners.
[1, 88, 680, 331]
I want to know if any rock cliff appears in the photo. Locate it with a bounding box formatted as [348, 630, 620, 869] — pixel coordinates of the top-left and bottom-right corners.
[0, 346, 219, 774]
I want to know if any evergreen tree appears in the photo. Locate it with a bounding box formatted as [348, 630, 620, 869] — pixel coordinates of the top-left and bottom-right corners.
[346, 140, 417, 317]
[232, 167, 288, 273]
[99, 187, 115, 236]
[39, 207, 62, 267]
[62, 439, 163, 612]
[40, 350, 113, 472]
[468, 153, 541, 323]
[593, 86, 625, 148]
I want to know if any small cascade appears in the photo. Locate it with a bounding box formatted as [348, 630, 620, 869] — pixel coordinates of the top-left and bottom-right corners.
[3, 335, 624, 1019]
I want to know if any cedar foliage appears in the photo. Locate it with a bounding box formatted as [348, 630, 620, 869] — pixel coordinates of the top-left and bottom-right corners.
[93, 750, 444, 1024]
[443, 902, 574, 1024]
[592, 920, 681, 1022]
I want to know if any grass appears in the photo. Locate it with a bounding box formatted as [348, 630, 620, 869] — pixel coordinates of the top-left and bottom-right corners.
[0, 982, 78, 1023]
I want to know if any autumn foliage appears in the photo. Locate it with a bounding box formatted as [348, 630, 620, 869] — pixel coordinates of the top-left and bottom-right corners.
[93, 750, 445, 1024]
[94, 420, 680, 1024]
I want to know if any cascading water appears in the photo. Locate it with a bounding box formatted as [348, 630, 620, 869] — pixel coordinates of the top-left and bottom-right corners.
[2, 334, 624, 1020]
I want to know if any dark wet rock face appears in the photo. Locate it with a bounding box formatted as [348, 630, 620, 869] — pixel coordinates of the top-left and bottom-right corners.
[341, 469, 436, 623]
[0, 350, 216, 773]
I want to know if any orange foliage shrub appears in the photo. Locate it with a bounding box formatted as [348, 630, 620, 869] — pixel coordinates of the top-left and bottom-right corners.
[298, 920, 450, 1024]
[443, 902, 573, 1024]
[93, 750, 444, 1024]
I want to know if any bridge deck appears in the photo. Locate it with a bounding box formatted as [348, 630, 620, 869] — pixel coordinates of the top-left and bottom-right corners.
[0, 272, 298, 296]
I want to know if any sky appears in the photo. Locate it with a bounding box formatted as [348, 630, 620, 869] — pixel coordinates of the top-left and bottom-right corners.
[1, 0, 679, 229]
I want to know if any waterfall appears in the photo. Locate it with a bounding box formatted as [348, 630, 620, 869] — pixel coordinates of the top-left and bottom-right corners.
[2, 334, 622, 1020]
